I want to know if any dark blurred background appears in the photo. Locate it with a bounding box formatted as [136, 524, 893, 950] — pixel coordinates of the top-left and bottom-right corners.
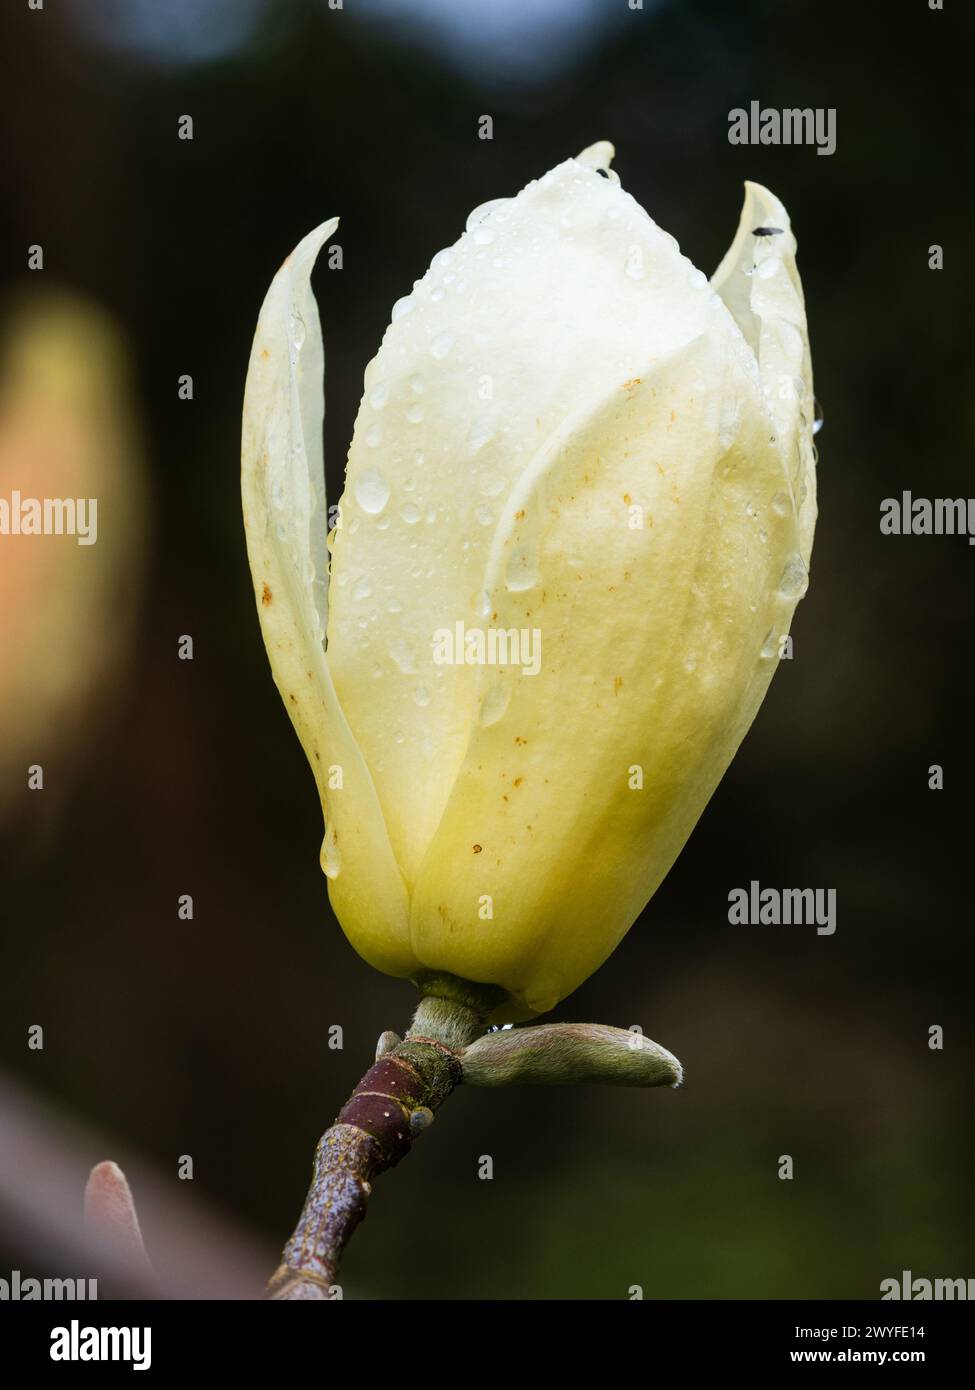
[1, 0, 972, 1298]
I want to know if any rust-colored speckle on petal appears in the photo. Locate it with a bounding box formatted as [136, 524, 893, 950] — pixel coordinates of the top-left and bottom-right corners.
[261, 583, 273, 606]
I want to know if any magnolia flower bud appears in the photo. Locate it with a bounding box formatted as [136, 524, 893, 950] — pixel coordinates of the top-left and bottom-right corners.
[242, 141, 816, 1021]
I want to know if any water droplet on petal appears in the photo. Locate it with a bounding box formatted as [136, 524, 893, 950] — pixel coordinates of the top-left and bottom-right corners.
[778, 553, 809, 600]
[354, 467, 390, 515]
[409, 373, 425, 394]
[718, 398, 741, 450]
[391, 296, 413, 321]
[413, 684, 431, 707]
[760, 629, 779, 660]
[625, 245, 646, 280]
[478, 468, 505, 497]
[366, 423, 382, 448]
[468, 416, 496, 454]
[388, 638, 416, 674]
[407, 403, 424, 424]
[756, 258, 778, 279]
[369, 381, 389, 410]
[505, 543, 540, 592]
[771, 491, 790, 517]
[353, 576, 373, 601]
[466, 198, 511, 232]
[321, 822, 341, 880]
[431, 331, 454, 360]
[479, 680, 511, 727]
[401, 501, 421, 525]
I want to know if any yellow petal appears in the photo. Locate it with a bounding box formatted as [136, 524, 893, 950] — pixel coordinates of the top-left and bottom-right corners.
[241, 222, 413, 977]
[409, 318, 805, 1016]
[711, 181, 817, 564]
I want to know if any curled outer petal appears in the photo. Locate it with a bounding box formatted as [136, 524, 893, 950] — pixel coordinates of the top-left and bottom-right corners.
[241, 222, 412, 977]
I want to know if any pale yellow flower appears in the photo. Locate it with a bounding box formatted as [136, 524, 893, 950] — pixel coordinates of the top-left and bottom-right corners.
[242, 142, 816, 1020]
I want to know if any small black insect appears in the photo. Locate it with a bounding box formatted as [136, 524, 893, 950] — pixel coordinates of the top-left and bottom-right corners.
[596, 168, 611, 178]
[753, 226, 785, 237]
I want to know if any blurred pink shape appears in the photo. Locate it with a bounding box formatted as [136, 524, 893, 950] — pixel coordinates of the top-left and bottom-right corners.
[0, 1070, 272, 1298]
[83, 1160, 152, 1272]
